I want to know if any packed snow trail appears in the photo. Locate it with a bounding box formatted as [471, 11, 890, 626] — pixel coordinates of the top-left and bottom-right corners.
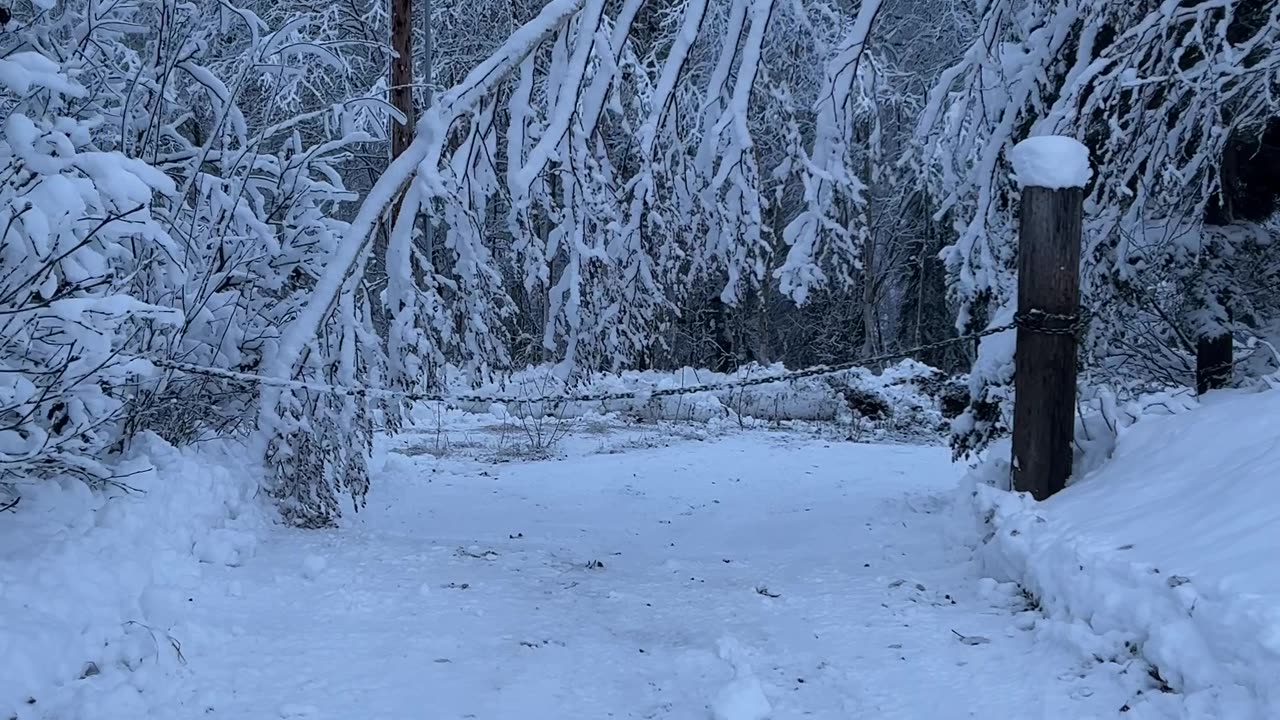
[165, 432, 1151, 719]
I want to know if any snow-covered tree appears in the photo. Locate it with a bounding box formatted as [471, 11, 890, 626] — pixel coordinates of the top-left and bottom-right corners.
[1, 0, 401, 524]
[917, 0, 1280, 457]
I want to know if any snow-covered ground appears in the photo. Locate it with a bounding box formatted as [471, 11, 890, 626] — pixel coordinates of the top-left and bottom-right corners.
[0, 435, 266, 719]
[8, 391, 1279, 719]
[27, 422, 1172, 720]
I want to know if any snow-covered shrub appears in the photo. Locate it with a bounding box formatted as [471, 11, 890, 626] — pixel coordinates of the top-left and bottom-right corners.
[0, 52, 181, 489]
[828, 380, 891, 420]
[963, 386, 1201, 495]
[0, 0, 396, 524]
[151, 120, 390, 525]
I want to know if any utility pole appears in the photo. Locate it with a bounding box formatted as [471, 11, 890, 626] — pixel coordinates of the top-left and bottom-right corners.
[390, 0, 415, 161]
[419, 0, 435, 266]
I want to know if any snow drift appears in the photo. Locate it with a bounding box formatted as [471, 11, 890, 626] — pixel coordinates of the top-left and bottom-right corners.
[0, 435, 266, 719]
[445, 359, 957, 433]
[967, 388, 1280, 718]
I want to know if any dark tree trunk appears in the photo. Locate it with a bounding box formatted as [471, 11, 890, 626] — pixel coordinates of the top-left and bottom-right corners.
[708, 297, 734, 373]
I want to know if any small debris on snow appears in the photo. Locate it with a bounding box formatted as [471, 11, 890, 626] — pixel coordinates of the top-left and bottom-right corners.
[585, 559, 605, 570]
[194, 528, 257, 567]
[279, 703, 319, 718]
[301, 555, 327, 580]
[457, 546, 500, 560]
[951, 630, 991, 646]
[519, 638, 565, 649]
[755, 586, 781, 598]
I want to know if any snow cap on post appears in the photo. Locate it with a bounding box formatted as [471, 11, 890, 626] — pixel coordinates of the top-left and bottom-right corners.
[1009, 136, 1092, 190]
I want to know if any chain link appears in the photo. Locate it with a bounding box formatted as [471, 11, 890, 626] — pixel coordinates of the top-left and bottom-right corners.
[149, 310, 1085, 406]
[1013, 308, 1091, 337]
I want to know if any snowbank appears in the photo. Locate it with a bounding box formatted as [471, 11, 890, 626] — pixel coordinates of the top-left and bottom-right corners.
[967, 389, 1280, 718]
[442, 359, 954, 434]
[0, 434, 266, 719]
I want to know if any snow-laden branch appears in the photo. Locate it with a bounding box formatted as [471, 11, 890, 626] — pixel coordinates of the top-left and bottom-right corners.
[776, 0, 883, 304]
[264, 0, 589, 383]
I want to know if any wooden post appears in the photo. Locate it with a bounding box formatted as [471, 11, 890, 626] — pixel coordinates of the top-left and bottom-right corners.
[1196, 329, 1232, 395]
[1011, 184, 1084, 501]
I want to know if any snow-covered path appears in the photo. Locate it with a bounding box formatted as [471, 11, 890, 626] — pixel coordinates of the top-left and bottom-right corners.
[168, 432, 1145, 719]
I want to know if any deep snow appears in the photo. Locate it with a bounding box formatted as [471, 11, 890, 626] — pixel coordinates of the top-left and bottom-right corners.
[0, 434, 265, 719]
[126, 426, 1159, 719]
[972, 388, 1280, 719]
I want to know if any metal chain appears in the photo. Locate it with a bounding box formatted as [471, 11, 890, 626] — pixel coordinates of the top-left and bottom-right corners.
[149, 310, 1086, 407]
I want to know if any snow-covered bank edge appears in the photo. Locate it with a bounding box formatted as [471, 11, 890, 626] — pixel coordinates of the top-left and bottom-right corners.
[972, 484, 1280, 717]
[0, 434, 267, 719]
[961, 410, 1280, 718]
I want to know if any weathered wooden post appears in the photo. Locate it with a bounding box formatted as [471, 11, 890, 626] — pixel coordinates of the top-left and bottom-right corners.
[1009, 136, 1089, 501]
